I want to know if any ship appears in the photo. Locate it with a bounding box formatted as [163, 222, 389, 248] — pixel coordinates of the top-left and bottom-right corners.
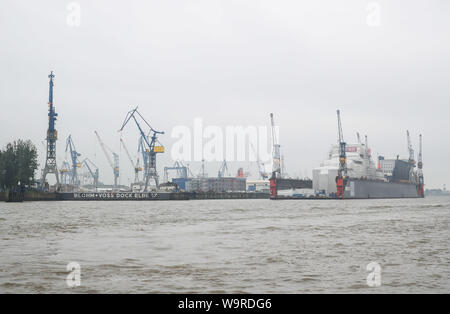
[312, 140, 424, 199]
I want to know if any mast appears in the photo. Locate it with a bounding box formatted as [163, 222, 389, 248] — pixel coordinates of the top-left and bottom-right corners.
[40, 71, 60, 189]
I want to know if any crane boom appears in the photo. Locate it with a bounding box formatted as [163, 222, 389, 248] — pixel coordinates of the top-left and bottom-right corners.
[120, 138, 135, 168]
[120, 138, 141, 183]
[95, 131, 119, 187]
[95, 131, 114, 169]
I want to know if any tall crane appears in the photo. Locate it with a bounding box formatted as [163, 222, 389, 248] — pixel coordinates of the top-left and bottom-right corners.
[40, 71, 60, 188]
[270, 113, 281, 178]
[120, 138, 141, 184]
[336, 110, 347, 199]
[65, 135, 81, 186]
[82, 158, 99, 188]
[417, 134, 424, 197]
[119, 107, 164, 191]
[95, 131, 119, 188]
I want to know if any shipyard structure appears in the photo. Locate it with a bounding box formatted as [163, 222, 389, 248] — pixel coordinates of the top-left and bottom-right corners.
[16, 72, 423, 202]
[310, 111, 424, 199]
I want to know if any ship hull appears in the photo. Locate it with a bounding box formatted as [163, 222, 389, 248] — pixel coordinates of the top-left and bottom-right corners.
[344, 179, 420, 199]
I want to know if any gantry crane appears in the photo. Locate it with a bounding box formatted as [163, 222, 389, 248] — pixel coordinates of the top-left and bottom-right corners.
[120, 138, 142, 184]
[82, 158, 99, 188]
[336, 110, 348, 199]
[94, 131, 119, 188]
[417, 134, 424, 197]
[119, 107, 164, 191]
[65, 135, 81, 186]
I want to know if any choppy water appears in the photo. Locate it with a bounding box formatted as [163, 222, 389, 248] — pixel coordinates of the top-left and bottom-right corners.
[0, 197, 449, 293]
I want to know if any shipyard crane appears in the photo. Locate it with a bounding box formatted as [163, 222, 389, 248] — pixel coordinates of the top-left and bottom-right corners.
[40, 71, 60, 188]
[270, 113, 281, 178]
[94, 131, 119, 188]
[250, 142, 268, 180]
[406, 130, 415, 165]
[217, 160, 229, 178]
[120, 138, 142, 184]
[417, 134, 424, 197]
[164, 161, 188, 182]
[65, 135, 81, 186]
[82, 158, 99, 188]
[336, 110, 347, 199]
[119, 107, 164, 191]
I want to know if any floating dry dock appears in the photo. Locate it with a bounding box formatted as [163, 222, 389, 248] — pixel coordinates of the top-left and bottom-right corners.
[59, 191, 269, 201]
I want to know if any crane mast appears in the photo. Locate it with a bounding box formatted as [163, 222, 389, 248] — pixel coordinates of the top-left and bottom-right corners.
[40, 71, 60, 188]
[95, 131, 119, 188]
[336, 110, 347, 199]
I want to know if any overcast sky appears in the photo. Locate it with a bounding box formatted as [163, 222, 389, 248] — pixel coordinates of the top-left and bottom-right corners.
[1, 0, 449, 188]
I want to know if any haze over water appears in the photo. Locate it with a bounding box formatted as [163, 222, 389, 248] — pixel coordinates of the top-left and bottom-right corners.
[0, 198, 449, 293]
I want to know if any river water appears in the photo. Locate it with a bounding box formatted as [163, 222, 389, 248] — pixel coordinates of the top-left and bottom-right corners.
[0, 197, 449, 293]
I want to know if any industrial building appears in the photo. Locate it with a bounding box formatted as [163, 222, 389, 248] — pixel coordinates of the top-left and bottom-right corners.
[172, 177, 246, 193]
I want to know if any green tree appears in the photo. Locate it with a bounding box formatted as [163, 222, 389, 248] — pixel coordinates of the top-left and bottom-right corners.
[0, 140, 38, 189]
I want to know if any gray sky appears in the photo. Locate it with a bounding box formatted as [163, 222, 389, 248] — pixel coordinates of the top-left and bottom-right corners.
[1, 0, 449, 188]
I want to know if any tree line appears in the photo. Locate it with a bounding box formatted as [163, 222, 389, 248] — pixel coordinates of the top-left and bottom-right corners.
[0, 140, 38, 191]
